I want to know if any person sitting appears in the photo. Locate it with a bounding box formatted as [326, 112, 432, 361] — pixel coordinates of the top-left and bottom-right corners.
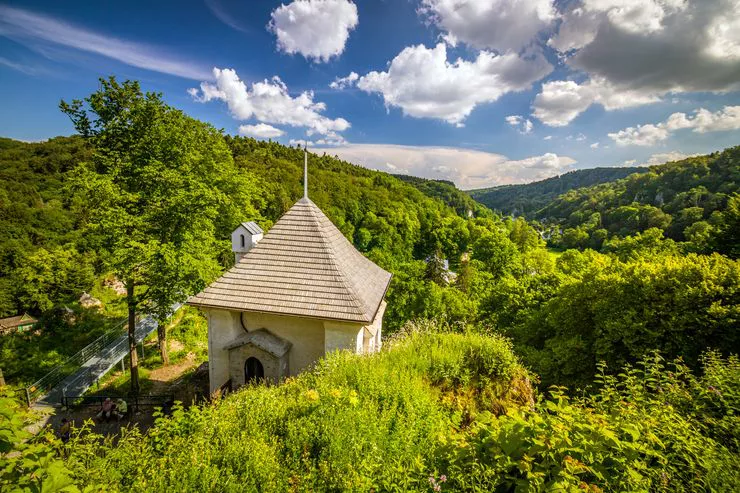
[115, 398, 128, 420]
[59, 418, 71, 443]
[96, 397, 115, 422]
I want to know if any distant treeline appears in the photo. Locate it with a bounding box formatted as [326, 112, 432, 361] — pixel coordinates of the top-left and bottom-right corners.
[468, 166, 647, 216]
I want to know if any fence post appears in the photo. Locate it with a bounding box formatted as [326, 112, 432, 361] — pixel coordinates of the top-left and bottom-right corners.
[121, 358, 125, 373]
[25, 387, 31, 407]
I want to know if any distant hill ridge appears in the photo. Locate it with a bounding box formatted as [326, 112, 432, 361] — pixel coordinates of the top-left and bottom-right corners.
[467, 166, 647, 216]
[392, 174, 487, 217]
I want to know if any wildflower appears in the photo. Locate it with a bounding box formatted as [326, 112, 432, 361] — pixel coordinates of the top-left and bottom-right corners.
[330, 388, 341, 398]
[429, 477, 435, 485]
[305, 389, 319, 402]
[439, 475, 446, 483]
[348, 390, 359, 406]
[434, 485, 441, 492]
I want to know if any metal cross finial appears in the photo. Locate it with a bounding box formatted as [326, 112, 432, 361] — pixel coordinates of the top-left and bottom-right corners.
[303, 142, 308, 199]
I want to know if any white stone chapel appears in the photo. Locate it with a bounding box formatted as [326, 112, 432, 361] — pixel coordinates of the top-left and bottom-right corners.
[188, 151, 392, 393]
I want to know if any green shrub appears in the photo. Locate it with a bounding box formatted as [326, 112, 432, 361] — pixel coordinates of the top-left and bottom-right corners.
[0, 392, 80, 492]
[443, 352, 740, 492]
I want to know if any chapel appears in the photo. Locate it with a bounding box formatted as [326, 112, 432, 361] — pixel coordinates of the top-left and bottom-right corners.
[188, 151, 392, 393]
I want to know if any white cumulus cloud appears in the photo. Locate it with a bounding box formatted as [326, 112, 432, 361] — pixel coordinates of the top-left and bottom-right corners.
[609, 124, 670, 146]
[189, 68, 350, 138]
[638, 151, 701, 167]
[328, 143, 576, 188]
[329, 72, 359, 89]
[608, 105, 740, 146]
[356, 43, 552, 125]
[505, 115, 534, 134]
[549, 1, 740, 97]
[532, 78, 661, 127]
[420, 0, 557, 52]
[238, 123, 285, 139]
[268, 0, 358, 63]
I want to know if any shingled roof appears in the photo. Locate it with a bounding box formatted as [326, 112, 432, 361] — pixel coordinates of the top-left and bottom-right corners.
[0, 313, 37, 335]
[188, 198, 392, 323]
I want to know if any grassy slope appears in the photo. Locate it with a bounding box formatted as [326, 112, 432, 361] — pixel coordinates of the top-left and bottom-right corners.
[68, 325, 532, 491]
[61, 327, 740, 492]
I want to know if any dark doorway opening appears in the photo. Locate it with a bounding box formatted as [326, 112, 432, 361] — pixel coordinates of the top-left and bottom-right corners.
[245, 357, 264, 383]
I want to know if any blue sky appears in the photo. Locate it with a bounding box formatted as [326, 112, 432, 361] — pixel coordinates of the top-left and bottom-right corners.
[1, 0, 739, 188]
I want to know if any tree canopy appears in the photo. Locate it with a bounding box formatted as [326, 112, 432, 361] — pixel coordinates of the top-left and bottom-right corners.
[61, 77, 261, 386]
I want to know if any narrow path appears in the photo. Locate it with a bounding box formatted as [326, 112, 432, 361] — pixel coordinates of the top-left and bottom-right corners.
[35, 304, 181, 407]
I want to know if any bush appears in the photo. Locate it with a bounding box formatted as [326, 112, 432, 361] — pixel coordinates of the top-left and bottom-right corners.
[0, 391, 80, 492]
[443, 352, 740, 492]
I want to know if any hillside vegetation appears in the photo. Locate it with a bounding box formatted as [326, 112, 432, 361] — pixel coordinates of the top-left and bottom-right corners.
[394, 174, 487, 217]
[468, 167, 647, 216]
[4, 325, 739, 492]
[533, 150, 738, 255]
[1, 78, 739, 492]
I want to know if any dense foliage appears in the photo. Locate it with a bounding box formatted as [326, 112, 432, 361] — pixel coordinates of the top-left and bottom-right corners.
[3, 327, 739, 492]
[0, 136, 94, 317]
[535, 149, 739, 255]
[484, 248, 739, 388]
[394, 174, 489, 218]
[468, 167, 646, 216]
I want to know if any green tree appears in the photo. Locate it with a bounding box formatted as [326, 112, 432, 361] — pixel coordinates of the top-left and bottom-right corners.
[61, 77, 260, 391]
[13, 247, 94, 312]
[471, 229, 520, 278]
[710, 193, 740, 258]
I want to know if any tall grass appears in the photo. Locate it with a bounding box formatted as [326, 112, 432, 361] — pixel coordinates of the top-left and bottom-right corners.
[65, 323, 529, 491]
[5, 323, 737, 492]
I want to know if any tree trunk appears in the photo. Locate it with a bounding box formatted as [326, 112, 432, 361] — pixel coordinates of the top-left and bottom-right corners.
[0, 367, 5, 387]
[127, 282, 140, 394]
[158, 324, 169, 366]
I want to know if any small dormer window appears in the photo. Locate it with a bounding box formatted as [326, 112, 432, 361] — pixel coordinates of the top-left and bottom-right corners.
[240, 234, 245, 248]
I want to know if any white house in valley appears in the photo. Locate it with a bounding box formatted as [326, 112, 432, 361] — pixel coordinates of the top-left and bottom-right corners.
[187, 152, 392, 393]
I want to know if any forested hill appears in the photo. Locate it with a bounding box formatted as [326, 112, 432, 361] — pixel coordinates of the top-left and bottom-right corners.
[0, 134, 491, 321]
[393, 174, 488, 217]
[0, 136, 95, 317]
[467, 166, 646, 216]
[538, 147, 739, 254]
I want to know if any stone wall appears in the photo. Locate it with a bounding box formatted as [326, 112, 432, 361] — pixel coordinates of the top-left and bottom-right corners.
[228, 344, 288, 387]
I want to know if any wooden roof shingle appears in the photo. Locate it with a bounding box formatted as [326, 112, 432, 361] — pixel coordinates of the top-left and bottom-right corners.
[187, 198, 392, 323]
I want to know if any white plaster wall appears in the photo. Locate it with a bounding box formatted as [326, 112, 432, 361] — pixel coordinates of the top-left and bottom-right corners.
[231, 225, 263, 263]
[208, 306, 384, 391]
[206, 309, 243, 393]
[364, 300, 385, 353]
[242, 312, 326, 375]
[324, 320, 364, 355]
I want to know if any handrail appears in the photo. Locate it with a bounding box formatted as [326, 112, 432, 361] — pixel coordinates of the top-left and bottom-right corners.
[25, 319, 129, 401]
[25, 304, 180, 405]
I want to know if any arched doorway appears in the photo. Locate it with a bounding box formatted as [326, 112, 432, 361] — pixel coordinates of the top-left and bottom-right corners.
[245, 357, 264, 383]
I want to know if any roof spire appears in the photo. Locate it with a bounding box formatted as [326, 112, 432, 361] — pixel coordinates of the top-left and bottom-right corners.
[303, 143, 308, 199]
